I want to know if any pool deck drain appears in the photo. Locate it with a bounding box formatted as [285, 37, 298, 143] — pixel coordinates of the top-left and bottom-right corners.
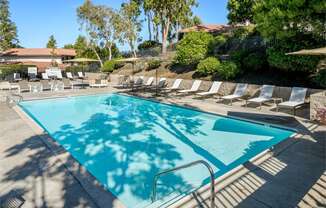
[0, 87, 325, 208]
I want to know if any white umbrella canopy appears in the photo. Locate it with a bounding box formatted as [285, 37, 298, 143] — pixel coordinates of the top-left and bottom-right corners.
[63, 58, 100, 63]
[286, 47, 326, 56]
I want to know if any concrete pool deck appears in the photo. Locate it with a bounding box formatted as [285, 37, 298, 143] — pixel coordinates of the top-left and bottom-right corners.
[0, 87, 325, 208]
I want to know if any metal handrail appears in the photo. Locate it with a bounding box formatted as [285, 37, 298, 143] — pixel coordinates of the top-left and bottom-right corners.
[151, 160, 215, 208]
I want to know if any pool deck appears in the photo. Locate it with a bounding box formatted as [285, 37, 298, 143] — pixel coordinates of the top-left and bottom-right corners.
[0, 87, 325, 208]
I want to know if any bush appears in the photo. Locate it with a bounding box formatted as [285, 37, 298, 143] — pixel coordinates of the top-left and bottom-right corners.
[138, 40, 161, 50]
[243, 53, 266, 71]
[146, 60, 162, 71]
[101, 60, 116, 73]
[174, 32, 214, 66]
[0, 64, 35, 80]
[313, 69, 326, 88]
[216, 61, 240, 80]
[196, 57, 220, 75]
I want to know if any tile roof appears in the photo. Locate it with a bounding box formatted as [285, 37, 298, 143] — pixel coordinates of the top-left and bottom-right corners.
[179, 24, 233, 33]
[1, 48, 76, 57]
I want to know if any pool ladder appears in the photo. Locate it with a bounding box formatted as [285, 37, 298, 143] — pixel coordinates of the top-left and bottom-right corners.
[151, 160, 215, 208]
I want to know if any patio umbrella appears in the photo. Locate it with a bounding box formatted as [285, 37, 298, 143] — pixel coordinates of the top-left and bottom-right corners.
[286, 47, 326, 56]
[62, 58, 100, 63]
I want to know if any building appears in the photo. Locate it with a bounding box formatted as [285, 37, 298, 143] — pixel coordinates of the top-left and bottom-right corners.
[0, 48, 76, 71]
[178, 24, 235, 40]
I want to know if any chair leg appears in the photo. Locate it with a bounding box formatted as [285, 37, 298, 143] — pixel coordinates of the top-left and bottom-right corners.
[260, 102, 262, 110]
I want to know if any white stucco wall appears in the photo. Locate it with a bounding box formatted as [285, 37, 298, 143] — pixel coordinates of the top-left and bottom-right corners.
[1, 56, 63, 64]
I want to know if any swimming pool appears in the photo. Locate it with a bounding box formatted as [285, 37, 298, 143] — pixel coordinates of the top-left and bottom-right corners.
[19, 93, 294, 208]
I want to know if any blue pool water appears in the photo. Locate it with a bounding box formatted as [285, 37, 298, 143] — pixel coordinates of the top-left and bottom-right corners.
[19, 93, 294, 208]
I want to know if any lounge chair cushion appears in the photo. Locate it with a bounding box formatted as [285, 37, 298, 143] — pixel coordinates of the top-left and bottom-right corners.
[278, 101, 304, 108]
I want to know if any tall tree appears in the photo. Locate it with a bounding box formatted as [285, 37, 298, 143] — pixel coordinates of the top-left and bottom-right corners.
[0, 0, 18, 52]
[120, 1, 142, 57]
[46, 35, 57, 48]
[77, 0, 121, 64]
[227, 0, 255, 24]
[143, 0, 198, 55]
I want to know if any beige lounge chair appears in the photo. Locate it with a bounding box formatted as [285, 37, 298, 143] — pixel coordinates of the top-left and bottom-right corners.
[178, 80, 202, 94]
[0, 82, 12, 90]
[277, 87, 307, 115]
[18, 80, 31, 93]
[66, 72, 74, 80]
[196, 81, 222, 97]
[62, 78, 74, 89]
[42, 73, 50, 80]
[221, 83, 248, 105]
[90, 79, 108, 88]
[40, 80, 52, 91]
[245, 85, 275, 109]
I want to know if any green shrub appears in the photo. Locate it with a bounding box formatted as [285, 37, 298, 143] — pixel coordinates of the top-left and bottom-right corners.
[138, 40, 161, 50]
[0, 64, 35, 79]
[174, 32, 214, 65]
[216, 61, 240, 80]
[146, 60, 162, 71]
[267, 39, 321, 73]
[196, 57, 220, 75]
[101, 60, 116, 73]
[231, 25, 255, 40]
[243, 53, 266, 71]
[313, 69, 326, 88]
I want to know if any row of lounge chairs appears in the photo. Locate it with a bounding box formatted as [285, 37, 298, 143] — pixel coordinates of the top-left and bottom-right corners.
[115, 76, 308, 115]
[41, 71, 85, 80]
[7, 79, 76, 93]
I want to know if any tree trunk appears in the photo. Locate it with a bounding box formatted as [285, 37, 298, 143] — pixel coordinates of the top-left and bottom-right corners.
[161, 20, 170, 55]
[147, 13, 152, 41]
[108, 42, 112, 61]
[91, 46, 103, 67]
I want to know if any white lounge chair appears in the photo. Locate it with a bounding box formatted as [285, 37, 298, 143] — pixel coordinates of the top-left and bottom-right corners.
[78, 72, 84, 79]
[136, 77, 153, 89]
[57, 71, 63, 79]
[245, 85, 275, 109]
[66, 72, 74, 80]
[163, 79, 183, 92]
[42, 73, 49, 80]
[148, 78, 167, 90]
[277, 87, 307, 115]
[196, 81, 222, 97]
[178, 80, 202, 94]
[13, 73, 22, 82]
[113, 75, 130, 88]
[221, 83, 248, 105]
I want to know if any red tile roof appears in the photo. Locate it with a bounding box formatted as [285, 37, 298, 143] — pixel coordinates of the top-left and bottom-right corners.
[1, 48, 76, 57]
[179, 24, 233, 33]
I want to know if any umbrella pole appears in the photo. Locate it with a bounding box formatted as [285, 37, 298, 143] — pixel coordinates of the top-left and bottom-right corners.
[155, 68, 158, 96]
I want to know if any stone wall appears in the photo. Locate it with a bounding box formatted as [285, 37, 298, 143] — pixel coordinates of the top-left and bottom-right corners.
[310, 91, 326, 124]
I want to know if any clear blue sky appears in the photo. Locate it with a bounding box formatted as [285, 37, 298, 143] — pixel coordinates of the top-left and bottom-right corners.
[10, 0, 228, 49]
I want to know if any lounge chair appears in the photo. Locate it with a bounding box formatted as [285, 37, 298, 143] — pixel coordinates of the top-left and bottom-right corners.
[0, 82, 12, 90]
[245, 85, 275, 109]
[13, 73, 22, 82]
[178, 80, 202, 94]
[196, 81, 222, 97]
[277, 87, 307, 116]
[78, 72, 85, 79]
[134, 76, 152, 89]
[221, 83, 248, 105]
[162, 79, 183, 92]
[147, 78, 167, 91]
[90, 79, 108, 88]
[42, 73, 50, 80]
[113, 76, 130, 88]
[18, 80, 31, 93]
[28, 73, 38, 81]
[62, 78, 74, 89]
[40, 80, 52, 91]
[66, 72, 74, 80]
[56, 71, 63, 79]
